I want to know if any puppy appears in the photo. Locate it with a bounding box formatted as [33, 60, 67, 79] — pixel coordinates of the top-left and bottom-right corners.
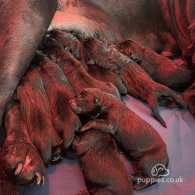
[72, 129, 133, 195]
[2, 103, 45, 186]
[32, 52, 82, 151]
[183, 81, 195, 117]
[87, 64, 128, 95]
[70, 88, 169, 190]
[119, 39, 193, 91]
[84, 38, 186, 127]
[42, 38, 121, 99]
[16, 67, 62, 164]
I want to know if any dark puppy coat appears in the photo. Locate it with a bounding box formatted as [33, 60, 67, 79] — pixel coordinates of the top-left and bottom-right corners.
[120, 39, 193, 91]
[70, 88, 169, 189]
[16, 67, 62, 164]
[33, 52, 82, 151]
[84, 38, 186, 127]
[42, 39, 121, 99]
[2, 103, 45, 186]
[72, 129, 133, 195]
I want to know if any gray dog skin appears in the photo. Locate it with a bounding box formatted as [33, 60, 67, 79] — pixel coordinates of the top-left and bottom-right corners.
[32, 52, 82, 152]
[72, 129, 133, 195]
[70, 88, 169, 190]
[120, 39, 194, 91]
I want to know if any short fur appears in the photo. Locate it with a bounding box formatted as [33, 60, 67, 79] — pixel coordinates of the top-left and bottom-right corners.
[72, 129, 133, 195]
[16, 67, 62, 164]
[70, 88, 169, 190]
[120, 39, 193, 91]
[84, 38, 186, 127]
[2, 103, 45, 186]
[33, 52, 82, 151]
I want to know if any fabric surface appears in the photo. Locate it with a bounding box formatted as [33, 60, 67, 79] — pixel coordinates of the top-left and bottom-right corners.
[20, 95, 195, 195]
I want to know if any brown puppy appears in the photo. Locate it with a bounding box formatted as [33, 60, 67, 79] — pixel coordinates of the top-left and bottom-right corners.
[16, 67, 62, 165]
[72, 129, 133, 195]
[120, 39, 193, 91]
[70, 88, 169, 190]
[84, 38, 186, 127]
[32, 52, 82, 151]
[87, 64, 128, 95]
[42, 38, 121, 99]
[45, 30, 127, 95]
[183, 81, 195, 117]
[2, 103, 45, 186]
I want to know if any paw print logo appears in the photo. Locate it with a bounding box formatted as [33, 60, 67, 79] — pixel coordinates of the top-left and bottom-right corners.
[151, 164, 170, 177]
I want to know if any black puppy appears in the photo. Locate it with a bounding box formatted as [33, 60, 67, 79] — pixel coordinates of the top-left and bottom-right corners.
[120, 39, 193, 91]
[16, 67, 62, 164]
[32, 52, 82, 151]
[70, 88, 169, 190]
[2, 103, 45, 186]
[72, 129, 133, 195]
[84, 37, 186, 127]
[42, 36, 121, 99]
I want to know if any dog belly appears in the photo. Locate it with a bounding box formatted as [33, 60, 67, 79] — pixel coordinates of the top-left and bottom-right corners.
[49, 0, 165, 49]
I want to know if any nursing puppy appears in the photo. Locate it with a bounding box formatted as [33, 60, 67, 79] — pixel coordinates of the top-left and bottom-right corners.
[16, 67, 62, 164]
[32, 52, 82, 151]
[42, 38, 121, 99]
[120, 39, 193, 91]
[84, 38, 186, 127]
[2, 103, 45, 186]
[72, 130, 133, 195]
[88, 64, 128, 95]
[70, 88, 169, 190]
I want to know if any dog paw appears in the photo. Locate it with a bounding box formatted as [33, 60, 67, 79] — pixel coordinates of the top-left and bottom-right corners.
[2, 141, 45, 186]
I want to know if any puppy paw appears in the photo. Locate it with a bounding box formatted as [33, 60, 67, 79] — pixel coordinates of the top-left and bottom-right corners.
[2, 141, 45, 186]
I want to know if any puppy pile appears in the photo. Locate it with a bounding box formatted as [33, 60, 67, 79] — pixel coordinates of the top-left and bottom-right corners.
[1, 29, 191, 195]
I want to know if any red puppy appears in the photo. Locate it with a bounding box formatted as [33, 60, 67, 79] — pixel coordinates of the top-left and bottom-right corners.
[70, 88, 169, 190]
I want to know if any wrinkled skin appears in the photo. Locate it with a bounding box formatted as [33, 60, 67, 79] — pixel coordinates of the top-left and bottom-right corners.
[84, 38, 186, 127]
[120, 39, 194, 91]
[33, 52, 82, 151]
[42, 37, 121, 99]
[70, 88, 169, 190]
[16, 67, 62, 165]
[72, 129, 133, 195]
[2, 103, 45, 186]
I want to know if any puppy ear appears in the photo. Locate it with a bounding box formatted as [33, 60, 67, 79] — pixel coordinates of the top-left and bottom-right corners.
[94, 97, 102, 107]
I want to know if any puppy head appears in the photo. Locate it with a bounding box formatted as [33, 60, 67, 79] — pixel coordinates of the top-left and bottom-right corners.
[69, 88, 102, 115]
[120, 39, 143, 62]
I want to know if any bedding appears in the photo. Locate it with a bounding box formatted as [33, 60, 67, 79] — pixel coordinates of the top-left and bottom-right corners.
[20, 94, 195, 195]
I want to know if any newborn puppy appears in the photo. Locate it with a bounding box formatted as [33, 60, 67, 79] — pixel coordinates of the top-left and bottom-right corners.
[119, 39, 193, 91]
[87, 64, 128, 95]
[42, 38, 121, 99]
[183, 81, 195, 117]
[45, 29, 88, 69]
[72, 130, 133, 195]
[16, 67, 62, 164]
[32, 52, 82, 151]
[2, 103, 45, 186]
[84, 38, 186, 127]
[70, 88, 169, 190]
